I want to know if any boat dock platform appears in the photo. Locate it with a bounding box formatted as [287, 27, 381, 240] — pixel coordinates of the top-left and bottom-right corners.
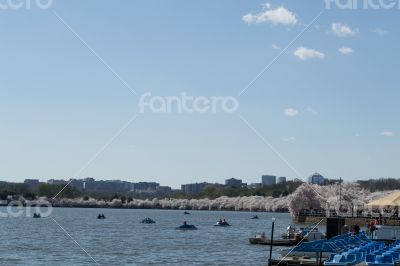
[268, 256, 324, 266]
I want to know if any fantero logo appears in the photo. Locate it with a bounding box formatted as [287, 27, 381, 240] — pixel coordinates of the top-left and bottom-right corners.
[325, 0, 400, 9]
[0, 0, 53, 10]
[139, 92, 239, 114]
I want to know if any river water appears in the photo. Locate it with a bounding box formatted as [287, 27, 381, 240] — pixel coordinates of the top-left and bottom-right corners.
[0, 207, 322, 265]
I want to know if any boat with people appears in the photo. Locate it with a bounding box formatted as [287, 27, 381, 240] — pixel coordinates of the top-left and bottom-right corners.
[33, 213, 41, 218]
[176, 221, 197, 230]
[281, 225, 297, 239]
[214, 219, 231, 227]
[141, 217, 156, 224]
[250, 225, 324, 246]
[97, 214, 106, 219]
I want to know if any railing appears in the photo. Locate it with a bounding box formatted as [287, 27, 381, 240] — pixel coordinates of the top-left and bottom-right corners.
[297, 209, 400, 225]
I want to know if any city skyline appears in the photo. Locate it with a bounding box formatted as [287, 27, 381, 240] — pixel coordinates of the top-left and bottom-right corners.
[8, 171, 397, 190]
[1, 1, 399, 188]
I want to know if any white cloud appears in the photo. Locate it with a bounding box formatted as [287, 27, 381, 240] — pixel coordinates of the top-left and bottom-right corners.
[272, 44, 281, 50]
[331, 23, 357, 37]
[281, 137, 296, 143]
[242, 6, 297, 25]
[339, 47, 354, 55]
[284, 108, 299, 117]
[380, 131, 395, 137]
[294, 47, 325, 60]
[372, 28, 388, 36]
[262, 2, 272, 9]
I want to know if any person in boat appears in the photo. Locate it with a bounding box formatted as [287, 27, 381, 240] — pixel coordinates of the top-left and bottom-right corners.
[183, 221, 187, 226]
[261, 232, 266, 241]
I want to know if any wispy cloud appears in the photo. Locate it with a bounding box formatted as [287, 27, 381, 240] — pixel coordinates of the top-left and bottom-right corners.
[306, 107, 318, 115]
[331, 23, 357, 37]
[294, 47, 325, 60]
[262, 2, 272, 9]
[284, 108, 299, 117]
[243, 5, 298, 25]
[372, 28, 388, 36]
[338, 47, 354, 55]
[281, 137, 296, 143]
[272, 44, 281, 50]
[380, 131, 395, 137]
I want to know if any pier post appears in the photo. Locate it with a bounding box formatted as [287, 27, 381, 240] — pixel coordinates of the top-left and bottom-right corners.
[269, 217, 276, 264]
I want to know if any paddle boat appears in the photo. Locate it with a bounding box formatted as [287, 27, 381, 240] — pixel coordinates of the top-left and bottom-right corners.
[176, 221, 197, 230]
[97, 214, 106, 219]
[214, 219, 231, 227]
[33, 213, 41, 218]
[141, 217, 156, 224]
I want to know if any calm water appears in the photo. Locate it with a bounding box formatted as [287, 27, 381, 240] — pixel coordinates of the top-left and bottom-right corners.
[0, 208, 316, 265]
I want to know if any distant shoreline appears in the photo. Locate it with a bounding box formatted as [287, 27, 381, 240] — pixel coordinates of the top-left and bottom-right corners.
[0, 196, 290, 213]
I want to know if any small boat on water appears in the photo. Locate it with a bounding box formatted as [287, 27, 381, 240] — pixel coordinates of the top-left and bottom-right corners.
[176, 221, 197, 230]
[251, 215, 259, 219]
[214, 219, 231, 227]
[250, 226, 324, 246]
[249, 232, 301, 246]
[97, 214, 106, 219]
[184, 211, 190, 215]
[141, 217, 156, 224]
[33, 213, 41, 218]
[249, 237, 300, 246]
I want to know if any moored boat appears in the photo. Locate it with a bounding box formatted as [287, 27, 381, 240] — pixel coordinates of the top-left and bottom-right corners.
[249, 237, 301, 246]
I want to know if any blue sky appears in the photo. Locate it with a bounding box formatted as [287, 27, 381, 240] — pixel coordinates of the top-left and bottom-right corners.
[0, 0, 398, 188]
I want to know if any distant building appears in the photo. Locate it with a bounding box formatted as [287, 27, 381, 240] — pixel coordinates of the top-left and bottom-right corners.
[262, 175, 276, 186]
[132, 182, 159, 193]
[80, 179, 133, 194]
[225, 178, 243, 188]
[277, 176, 287, 184]
[47, 179, 68, 185]
[308, 172, 325, 185]
[157, 186, 172, 194]
[24, 179, 40, 188]
[181, 182, 208, 195]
